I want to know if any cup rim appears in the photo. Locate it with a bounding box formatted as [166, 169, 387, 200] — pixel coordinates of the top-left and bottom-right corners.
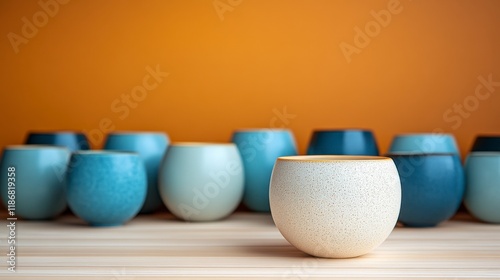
[392, 133, 455, 138]
[72, 150, 137, 156]
[468, 151, 500, 157]
[27, 130, 86, 136]
[474, 135, 500, 139]
[386, 152, 458, 157]
[233, 128, 291, 133]
[107, 131, 168, 136]
[277, 155, 390, 162]
[4, 145, 70, 151]
[170, 142, 235, 147]
[311, 128, 373, 133]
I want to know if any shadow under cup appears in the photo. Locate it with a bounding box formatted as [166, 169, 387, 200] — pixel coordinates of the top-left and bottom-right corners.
[388, 153, 465, 227]
[307, 129, 379, 156]
[0, 145, 70, 220]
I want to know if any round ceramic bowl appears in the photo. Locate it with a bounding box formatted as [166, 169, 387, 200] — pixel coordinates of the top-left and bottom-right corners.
[159, 142, 244, 222]
[270, 155, 401, 258]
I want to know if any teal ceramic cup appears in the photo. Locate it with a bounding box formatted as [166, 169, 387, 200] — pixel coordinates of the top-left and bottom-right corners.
[307, 129, 379, 156]
[232, 129, 297, 212]
[0, 145, 70, 220]
[464, 152, 500, 223]
[66, 151, 147, 226]
[104, 132, 170, 214]
[25, 131, 90, 152]
[388, 153, 465, 227]
[159, 143, 244, 221]
[389, 133, 460, 156]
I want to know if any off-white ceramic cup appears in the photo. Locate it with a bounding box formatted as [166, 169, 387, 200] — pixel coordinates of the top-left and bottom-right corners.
[270, 155, 401, 258]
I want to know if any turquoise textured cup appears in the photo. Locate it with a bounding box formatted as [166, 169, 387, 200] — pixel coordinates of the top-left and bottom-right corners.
[232, 129, 297, 212]
[159, 143, 244, 221]
[389, 133, 460, 156]
[464, 152, 500, 223]
[104, 132, 170, 213]
[66, 151, 147, 226]
[26, 131, 90, 151]
[0, 145, 70, 219]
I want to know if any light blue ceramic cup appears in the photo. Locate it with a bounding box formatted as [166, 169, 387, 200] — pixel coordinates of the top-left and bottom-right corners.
[0, 145, 70, 220]
[464, 152, 500, 223]
[232, 129, 297, 212]
[104, 132, 169, 214]
[159, 143, 244, 221]
[66, 151, 147, 226]
[389, 133, 460, 156]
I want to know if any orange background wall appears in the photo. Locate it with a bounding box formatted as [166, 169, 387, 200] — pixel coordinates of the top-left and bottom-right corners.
[1, 0, 500, 156]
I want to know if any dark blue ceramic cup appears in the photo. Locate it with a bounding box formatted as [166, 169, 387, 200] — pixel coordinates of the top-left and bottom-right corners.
[388, 153, 465, 227]
[470, 135, 500, 152]
[307, 129, 379, 156]
[66, 151, 146, 226]
[26, 131, 90, 152]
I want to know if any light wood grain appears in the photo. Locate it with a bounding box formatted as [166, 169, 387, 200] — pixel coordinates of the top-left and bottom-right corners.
[0, 212, 499, 279]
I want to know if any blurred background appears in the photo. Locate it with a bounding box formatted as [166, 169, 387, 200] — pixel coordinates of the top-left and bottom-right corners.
[1, 0, 499, 156]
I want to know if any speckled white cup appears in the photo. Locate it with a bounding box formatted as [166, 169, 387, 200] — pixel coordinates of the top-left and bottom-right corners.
[270, 156, 401, 258]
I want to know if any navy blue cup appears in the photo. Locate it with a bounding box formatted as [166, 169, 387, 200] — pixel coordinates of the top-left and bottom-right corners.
[471, 135, 500, 152]
[307, 129, 379, 156]
[26, 131, 90, 152]
[388, 153, 465, 227]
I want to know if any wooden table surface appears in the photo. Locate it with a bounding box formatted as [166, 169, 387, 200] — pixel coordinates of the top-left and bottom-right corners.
[0, 211, 499, 279]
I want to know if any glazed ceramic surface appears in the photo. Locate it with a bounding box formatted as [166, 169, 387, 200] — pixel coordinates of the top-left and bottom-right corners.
[270, 155, 401, 258]
[470, 136, 500, 152]
[389, 153, 464, 227]
[232, 129, 297, 212]
[159, 143, 244, 222]
[465, 152, 500, 223]
[26, 131, 90, 151]
[66, 151, 146, 226]
[104, 132, 169, 213]
[0, 145, 69, 219]
[307, 129, 379, 156]
[389, 133, 460, 156]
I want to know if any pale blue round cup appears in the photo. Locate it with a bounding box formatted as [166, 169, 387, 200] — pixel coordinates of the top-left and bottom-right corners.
[232, 129, 297, 212]
[104, 132, 169, 214]
[464, 152, 500, 223]
[159, 143, 244, 221]
[66, 151, 147, 226]
[389, 133, 460, 156]
[0, 145, 70, 220]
